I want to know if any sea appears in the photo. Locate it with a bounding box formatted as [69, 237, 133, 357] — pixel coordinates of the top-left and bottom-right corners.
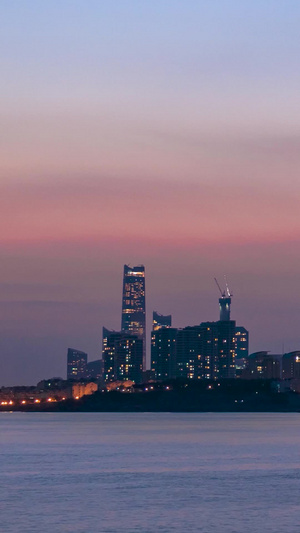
[1, 412, 300, 533]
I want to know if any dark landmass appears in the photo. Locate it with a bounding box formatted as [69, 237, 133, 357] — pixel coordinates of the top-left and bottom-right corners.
[3, 380, 300, 413]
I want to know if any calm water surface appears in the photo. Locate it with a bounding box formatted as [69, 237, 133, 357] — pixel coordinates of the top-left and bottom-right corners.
[1, 412, 300, 532]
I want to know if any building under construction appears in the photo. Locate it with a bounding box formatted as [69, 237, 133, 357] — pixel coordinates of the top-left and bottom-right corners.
[151, 278, 238, 380]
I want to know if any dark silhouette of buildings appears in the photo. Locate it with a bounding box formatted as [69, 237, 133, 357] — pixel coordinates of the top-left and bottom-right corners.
[121, 264, 146, 369]
[102, 327, 143, 383]
[67, 348, 87, 379]
[153, 311, 172, 331]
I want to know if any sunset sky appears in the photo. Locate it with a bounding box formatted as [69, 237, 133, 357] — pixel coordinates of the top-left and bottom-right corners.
[1, 1, 300, 384]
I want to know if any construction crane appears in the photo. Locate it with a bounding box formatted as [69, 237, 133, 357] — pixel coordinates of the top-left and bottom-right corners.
[224, 275, 232, 298]
[214, 277, 224, 297]
[214, 276, 232, 321]
[214, 276, 232, 298]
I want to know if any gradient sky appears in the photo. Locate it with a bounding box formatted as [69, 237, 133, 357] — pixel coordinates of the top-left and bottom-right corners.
[1, 1, 300, 385]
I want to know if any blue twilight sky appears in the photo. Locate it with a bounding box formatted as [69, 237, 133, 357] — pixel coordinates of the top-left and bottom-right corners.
[1, 1, 300, 384]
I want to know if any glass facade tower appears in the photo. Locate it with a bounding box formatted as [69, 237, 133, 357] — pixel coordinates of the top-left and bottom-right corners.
[121, 265, 146, 369]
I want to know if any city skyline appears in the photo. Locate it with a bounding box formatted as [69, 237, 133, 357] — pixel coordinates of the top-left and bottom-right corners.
[4, 258, 300, 386]
[2, 4, 299, 533]
[1, 1, 300, 385]
[1, 256, 300, 385]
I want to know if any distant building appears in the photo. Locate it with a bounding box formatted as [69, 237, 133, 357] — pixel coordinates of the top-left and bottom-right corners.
[246, 351, 281, 379]
[67, 348, 87, 380]
[105, 380, 134, 391]
[153, 311, 172, 331]
[37, 377, 64, 390]
[217, 320, 236, 379]
[176, 325, 202, 380]
[174, 303, 236, 379]
[214, 281, 236, 379]
[282, 351, 300, 380]
[235, 326, 249, 371]
[102, 327, 143, 383]
[86, 359, 103, 381]
[121, 264, 146, 369]
[150, 281, 237, 381]
[196, 322, 219, 380]
[37, 378, 97, 400]
[72, 382, 98, 399]
[151, 327, 177, 380]
[152, 319, 236, 381]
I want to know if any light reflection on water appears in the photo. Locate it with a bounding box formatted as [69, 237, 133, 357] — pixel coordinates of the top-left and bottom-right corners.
[1, 412, 300, 532]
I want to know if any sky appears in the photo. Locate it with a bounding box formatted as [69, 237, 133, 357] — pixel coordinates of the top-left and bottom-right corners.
[1, 1, 300, 385]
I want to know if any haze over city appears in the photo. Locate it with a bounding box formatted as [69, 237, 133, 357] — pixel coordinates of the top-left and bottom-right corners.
[1, 1, 300, 385]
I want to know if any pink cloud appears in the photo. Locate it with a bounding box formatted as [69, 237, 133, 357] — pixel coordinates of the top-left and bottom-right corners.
[1, 176, 300, 245]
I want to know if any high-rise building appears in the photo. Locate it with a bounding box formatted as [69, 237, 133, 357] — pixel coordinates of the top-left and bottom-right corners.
[121, 264, 146, 369]
[176, 326, 202, 380]
[102, 327, 143, 383]
[216, 320, 236, 379]
[153, 311, 172, 331]
[175, 320, 236, 381]
[151, 327, 177, 380]
[67, 348, 87, 380]
[235, 326, 249, 372]
[196, 322, 219, 380]
[215, 281, 236, 379]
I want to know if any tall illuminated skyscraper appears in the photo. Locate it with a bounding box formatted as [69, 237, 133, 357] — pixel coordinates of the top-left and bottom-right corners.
[121, 264, 146, 369]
